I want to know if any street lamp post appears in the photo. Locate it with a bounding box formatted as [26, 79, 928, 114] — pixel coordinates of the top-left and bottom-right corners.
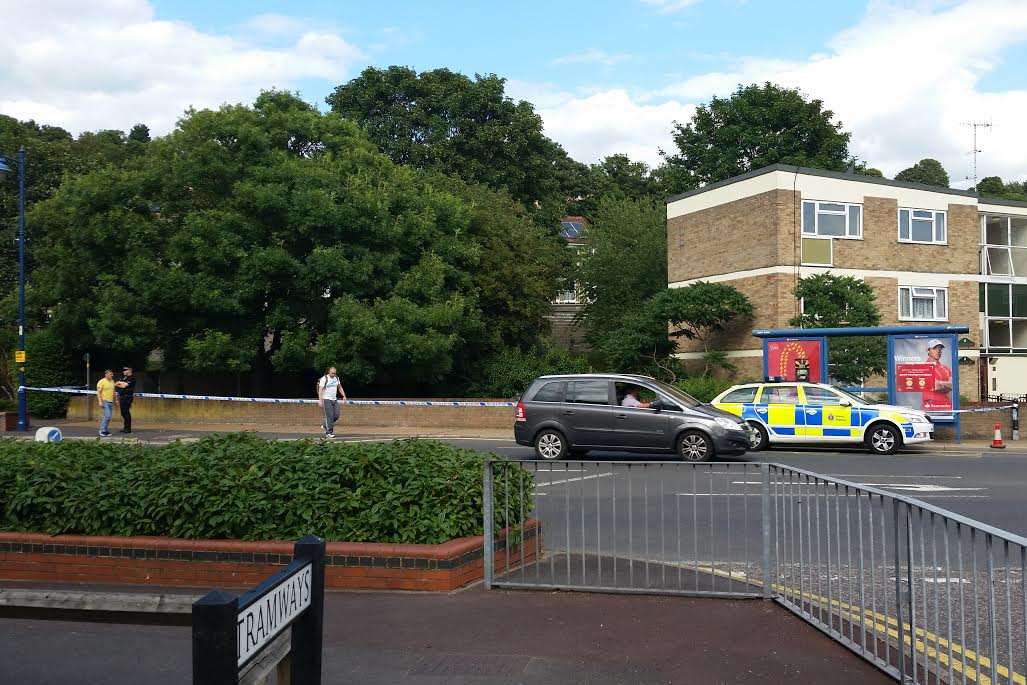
[0, 147, 28, 431]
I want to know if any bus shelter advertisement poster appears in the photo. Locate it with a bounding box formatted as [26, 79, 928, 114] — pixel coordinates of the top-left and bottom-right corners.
[892, 336, 956, 412]
[766, 339, 823, 382]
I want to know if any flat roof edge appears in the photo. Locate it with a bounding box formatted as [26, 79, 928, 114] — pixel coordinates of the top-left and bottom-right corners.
[665, 163, 980, 204]
[979, 197, 1027, 209]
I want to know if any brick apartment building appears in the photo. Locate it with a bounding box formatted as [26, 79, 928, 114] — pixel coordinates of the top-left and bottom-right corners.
[666, 164, 1027, 400]
[548, 216, 588, 350]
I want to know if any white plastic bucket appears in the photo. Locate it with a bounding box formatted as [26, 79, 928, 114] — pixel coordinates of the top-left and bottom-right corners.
[34, 426, 63, 443]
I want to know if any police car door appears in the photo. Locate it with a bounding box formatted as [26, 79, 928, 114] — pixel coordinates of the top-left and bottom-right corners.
[799, 385, 854, 441]
[761, 385, 804, 440]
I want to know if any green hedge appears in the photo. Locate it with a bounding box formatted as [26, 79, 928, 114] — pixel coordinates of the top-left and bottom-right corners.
[0, 434, 531, 545]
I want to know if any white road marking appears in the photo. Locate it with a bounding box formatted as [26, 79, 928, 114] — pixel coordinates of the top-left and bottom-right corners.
[534, 473, 614, 487]
[729, 480, 984, 493]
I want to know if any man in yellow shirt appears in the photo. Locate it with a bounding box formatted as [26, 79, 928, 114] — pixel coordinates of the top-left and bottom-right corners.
[96, 369, 116, 437]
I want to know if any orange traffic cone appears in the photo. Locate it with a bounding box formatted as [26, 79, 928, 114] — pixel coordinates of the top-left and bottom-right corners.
[991, 422, 1006, 449]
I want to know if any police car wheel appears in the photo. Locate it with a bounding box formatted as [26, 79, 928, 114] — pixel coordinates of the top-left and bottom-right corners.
[534, 429, 568, 460]
[678, 431, 713, 462]
[866, 424, 901, 455]
[747, 422, 769, 451]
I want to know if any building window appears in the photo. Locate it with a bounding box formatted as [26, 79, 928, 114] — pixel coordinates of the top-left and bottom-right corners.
[553, 243, 586, 304]
[898, 286, 947, 321]
[802, 200, 862, 238]
[898, 208, 946, 244]
[981, 215, 1027, 276]
[800, 236, 833, 266]
[981, 282, 1027, 353]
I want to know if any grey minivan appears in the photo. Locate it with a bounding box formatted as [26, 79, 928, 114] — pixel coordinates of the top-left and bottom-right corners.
[514, 374, 751, 461]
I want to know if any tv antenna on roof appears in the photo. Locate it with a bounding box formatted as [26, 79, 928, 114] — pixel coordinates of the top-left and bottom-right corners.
[963, 121, 992, 192]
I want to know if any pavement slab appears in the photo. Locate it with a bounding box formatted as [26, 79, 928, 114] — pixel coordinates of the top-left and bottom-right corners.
[0, 585, 891, 684]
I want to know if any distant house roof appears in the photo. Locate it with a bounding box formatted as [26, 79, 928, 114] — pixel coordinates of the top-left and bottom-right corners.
[560, 216, 586, 240]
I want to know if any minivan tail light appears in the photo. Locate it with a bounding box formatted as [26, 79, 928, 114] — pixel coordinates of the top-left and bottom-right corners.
[515, 401, 526, 422]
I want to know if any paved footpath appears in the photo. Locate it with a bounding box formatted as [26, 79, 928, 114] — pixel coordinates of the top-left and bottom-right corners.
[0, 585, 890, 684]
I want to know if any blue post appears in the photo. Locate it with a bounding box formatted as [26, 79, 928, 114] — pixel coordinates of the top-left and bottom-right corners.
[16, 147, 27, 432]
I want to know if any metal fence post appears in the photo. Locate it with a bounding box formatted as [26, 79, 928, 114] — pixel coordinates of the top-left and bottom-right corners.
[761, 462, 772, 599]
[291, 535, 326, 685]
[192, 589, 239, 685]
[483, 459, 495, 590]
[893, 500, 907, 683]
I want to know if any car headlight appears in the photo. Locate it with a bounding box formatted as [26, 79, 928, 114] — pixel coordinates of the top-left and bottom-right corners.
[715, 417, 743, 430]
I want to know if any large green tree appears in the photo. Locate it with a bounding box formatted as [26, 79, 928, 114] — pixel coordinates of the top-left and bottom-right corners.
[326, 66, 570, 225]
[577, 196, 667, 346]
[975, 176, 1027, 201]
[661, 83, 858, 193]
[789, 274, 886, 384]
[895, 158, 949, 188]
[566, 154, 668, 219]
[28, 91, 563, 394]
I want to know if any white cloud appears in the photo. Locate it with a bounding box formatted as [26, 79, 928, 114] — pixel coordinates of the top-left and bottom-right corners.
[552, 49, 631, 67]
[640, 0, 702, 14]
[239, 13, 310, 36]
[0, 0, 363, 135]
[656, 0, 1027, 185]
[507, 82, 694, 167]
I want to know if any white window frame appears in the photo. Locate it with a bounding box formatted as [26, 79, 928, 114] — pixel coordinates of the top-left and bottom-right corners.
[982, 282, 1027, 353]
[898, 285, 948, 322]
[898, 208, 947, 245]
[800, 236, 833, 267]
[802, 200, 862, 239]
[981, 215, 1027, 277]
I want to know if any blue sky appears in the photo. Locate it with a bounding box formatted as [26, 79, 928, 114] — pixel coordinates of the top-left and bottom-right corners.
[158, 0, 875, 107]
[3, 1, 1026, 183]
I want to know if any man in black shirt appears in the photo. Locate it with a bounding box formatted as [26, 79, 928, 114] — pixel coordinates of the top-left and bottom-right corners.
[115, 367, 136, 434]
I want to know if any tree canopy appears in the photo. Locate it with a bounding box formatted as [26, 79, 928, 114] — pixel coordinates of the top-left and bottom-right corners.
[26, 91, 564, 394]
[577, 196, 667, 346]
[789, 274, 885, 384]
[661, 83, 856, 193]
[975, 176, 1027, 202]
[326, 66, 571, 225]
[895, 158, 949, 188]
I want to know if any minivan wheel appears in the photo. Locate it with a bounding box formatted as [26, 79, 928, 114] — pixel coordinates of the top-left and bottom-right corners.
[747, 422, 769, 451]
[677, 431, 713, 462]
[534, 429, 568, 461]
[866, 424, 901, 455]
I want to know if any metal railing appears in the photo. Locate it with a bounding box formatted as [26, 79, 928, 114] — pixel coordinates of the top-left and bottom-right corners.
[769, 464, 1027, 685]
[485, 460, 769, 598]
[484, 459, 1027, 685]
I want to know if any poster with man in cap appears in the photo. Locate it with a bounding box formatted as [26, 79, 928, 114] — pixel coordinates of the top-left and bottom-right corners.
[894, 337, 954, 411]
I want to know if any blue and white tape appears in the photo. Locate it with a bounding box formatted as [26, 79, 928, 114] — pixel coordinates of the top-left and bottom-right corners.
[19, 386, 515, 408]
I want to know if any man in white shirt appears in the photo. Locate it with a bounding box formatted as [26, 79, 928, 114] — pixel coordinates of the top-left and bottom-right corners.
[621, 389, 651, 408]
[316, 367, 347, 437]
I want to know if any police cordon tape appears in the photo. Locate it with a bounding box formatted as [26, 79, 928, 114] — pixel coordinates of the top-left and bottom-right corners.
[17, 386, 1020, 412]
[19, 386, 516, 408]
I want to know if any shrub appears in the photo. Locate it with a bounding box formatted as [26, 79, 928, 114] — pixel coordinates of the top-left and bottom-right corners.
[473, 345, 589, 398]
[675, 375, 736, 403]
[0, 434, 531, 544]
[14, 329, 74, 419]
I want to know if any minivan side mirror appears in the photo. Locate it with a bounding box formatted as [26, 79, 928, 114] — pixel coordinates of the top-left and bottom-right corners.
[839, 399, 851, 407]
[650, 399, 663, 412]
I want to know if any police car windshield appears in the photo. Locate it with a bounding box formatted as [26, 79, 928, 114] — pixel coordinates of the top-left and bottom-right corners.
[649, 380, 701, 408]
[829, 386, 872, 406]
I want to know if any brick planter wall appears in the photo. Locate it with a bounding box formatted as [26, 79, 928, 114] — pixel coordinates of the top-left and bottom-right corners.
[0, 522, 539, 592]
[933, 403, 1023, 441]
[64, 396, 512, 429]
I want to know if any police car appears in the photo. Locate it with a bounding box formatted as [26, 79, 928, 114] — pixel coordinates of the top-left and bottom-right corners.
[710, 382, 934, 455]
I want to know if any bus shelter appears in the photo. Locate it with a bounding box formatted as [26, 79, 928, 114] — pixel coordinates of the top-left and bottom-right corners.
[752, 325, 971, 432]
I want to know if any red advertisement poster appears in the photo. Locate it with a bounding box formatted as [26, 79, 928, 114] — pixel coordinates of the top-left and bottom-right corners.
[892, 337, 954, 412]
[766, 339, 823, 382]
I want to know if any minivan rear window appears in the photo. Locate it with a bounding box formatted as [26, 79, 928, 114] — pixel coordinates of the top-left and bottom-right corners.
[721, 387, 758, 404]
[531, 381, 564, 402]
[568, 380, 610, 405]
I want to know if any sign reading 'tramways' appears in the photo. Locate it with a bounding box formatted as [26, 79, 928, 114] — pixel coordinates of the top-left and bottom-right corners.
[236, 563, 312, 667]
